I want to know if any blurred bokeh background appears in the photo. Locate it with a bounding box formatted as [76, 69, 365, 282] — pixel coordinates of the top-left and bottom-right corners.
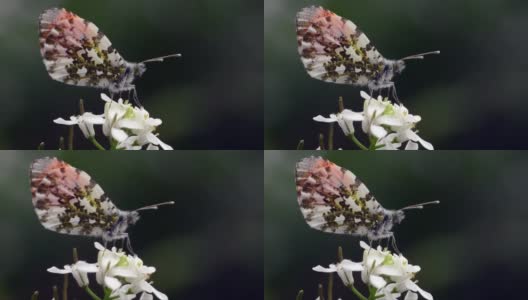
[0, 151, 262, 299]
[265, 0, 528, 149]
[0, 0, 262, 149]
[265, 151, 528, 299]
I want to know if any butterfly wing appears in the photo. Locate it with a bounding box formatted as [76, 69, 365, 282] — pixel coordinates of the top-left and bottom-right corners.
[39, 8, 128, 89]
[296, 6, 385, 85]
[30, 157, 120, 238]
[295, 156, 385, 236]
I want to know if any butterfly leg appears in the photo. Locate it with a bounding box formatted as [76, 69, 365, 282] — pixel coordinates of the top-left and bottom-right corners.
[119, 238, 126, 251]
[125, 235, 136, 256]
[132, 88, 143, 108]
[390, 234, 401, 254]
[390, 83, 401, 104]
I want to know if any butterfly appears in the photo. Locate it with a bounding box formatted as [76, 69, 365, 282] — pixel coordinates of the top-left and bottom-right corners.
[38, 8, 181, 106]
[30, 157, 174, 252]
[295, 156, 438, 247]
[296, 6, 439, 102]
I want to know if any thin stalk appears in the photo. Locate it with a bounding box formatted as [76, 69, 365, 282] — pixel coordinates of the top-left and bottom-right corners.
[368, 136, 378, 151]
[63, 274, 69, 300]
[338, 96, 345, 112]
[296, 290, 304, 300]
[68, 126, 74, 150]
[348, 134, 368, 150]
[296, 140, 305, 150]
[79, 99, 85, 114]
[318, 283, 325, 300]
[328, 123, 334, 150]
[337, 246, 344, 262]
[84, 286, 102, 300]
[72, 248, 79, 263]
[318, 133, 325, 150]
[88, 137, 106, 150]
[52, 286, 59, 300]
[349, 285, 368, 300]
[327, 273, 333, 300]
[31, 291, 39, 300]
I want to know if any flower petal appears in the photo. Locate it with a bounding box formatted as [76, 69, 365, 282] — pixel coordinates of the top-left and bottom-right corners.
[313, 115, 337, 123]
[111, 128, 129, 142]
[54, 117, 78, 125]
[47, 266, 72, 274]
[369, 274, 387, 289]
[313, 264, 337, 273]
[370, 124, 388, 139]
[105, 276, 122, 290]
[404, 291, 419, 300]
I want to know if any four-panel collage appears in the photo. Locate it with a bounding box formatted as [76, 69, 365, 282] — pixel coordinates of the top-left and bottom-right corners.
[1, 0, 527, 299]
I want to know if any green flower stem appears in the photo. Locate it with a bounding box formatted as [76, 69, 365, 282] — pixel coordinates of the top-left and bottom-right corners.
[318, 133, 325, 150]
[368, 136, 378, 151]
[31, 291, 39, 300]
[63, 273, 69, 300]
[318, 283, 324, 300]
[88, 136, 106, 150]
[328, 123, 334, 150]
[296, 290, 304, 300]
[368, 285, 378, 300]
[52, 286, 59, 300]
[349, 285, 368, 300]
[327, 273, 334, 300]
[338, 96, 345, 113]
[84, 286, 102, 300]
[297, 140, 305, 150]
[68, 126, 74, 150]
[348, 134, 368, 150]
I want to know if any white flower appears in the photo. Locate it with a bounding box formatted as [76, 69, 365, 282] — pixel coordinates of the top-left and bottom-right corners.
[94, 242, 168, 300]
[313, 109, 363, 135]
[359, 241, 433, 300]
[313, 259, 364, 287]
[47, 260, 98, 287]
[54, 113, 105, 138]
[101, 94, 173, 150]
[360, 92, 433, 150]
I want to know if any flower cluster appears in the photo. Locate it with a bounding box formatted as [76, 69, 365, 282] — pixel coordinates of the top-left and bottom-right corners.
[313, 91, 433, 150]
[313, 241, 433, 300]
[48, 242, 168, 300]
[54, 94, 172, 150]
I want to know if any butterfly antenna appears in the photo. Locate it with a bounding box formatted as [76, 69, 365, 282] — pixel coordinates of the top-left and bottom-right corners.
[400, 50, 440, 61]
[140, 53, 182, 64]
[134, 201, 175, 211]
[399, 200, 440, 211]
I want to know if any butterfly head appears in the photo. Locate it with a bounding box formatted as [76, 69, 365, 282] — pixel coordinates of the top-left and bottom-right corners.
[134, 63, 147, 78]
[391, 209, 406, 224]
[392, 60, 406, 75]
[126, 210, 141, 225]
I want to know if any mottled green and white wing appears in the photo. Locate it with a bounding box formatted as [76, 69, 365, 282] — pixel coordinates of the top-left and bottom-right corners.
[30, 157, 120, 237]
[295, 157, 385, 236]
[296, 6, 385, 85]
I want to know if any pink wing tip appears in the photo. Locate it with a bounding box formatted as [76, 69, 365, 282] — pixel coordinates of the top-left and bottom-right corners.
[296, 156, 325, 172]
[31, 157, 58, 174]
[39, 8, 64, 23]
[297, 6, 327, 22]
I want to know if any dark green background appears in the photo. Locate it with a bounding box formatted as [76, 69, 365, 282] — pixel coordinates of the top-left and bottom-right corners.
[265, 0, 528, 149]
[265, 151, 528, 299]
[0, 151, 262, 299]
[0, 0, 262, 149]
